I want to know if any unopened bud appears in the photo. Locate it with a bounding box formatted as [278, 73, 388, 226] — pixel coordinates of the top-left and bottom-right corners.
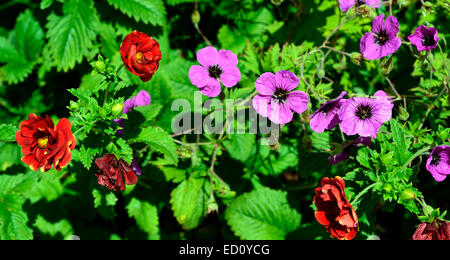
[398, 106, 409, 121]
[383, 183, 393, 193]
[94, 60, 106, 74]
[112, 103, 123, 116]
[351, 52, 363, 65]
[207, 195, 218, 215]
[400, 189, 415, 202]
[191, 10, 201, 25]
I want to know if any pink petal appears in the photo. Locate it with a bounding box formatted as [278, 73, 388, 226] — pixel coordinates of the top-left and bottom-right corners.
[255, 72, 277, 95]
[217, 49, 239, 68]
[197, 46, 219, 67]
[269, 101, 293, 125]
[189, 65, 210, 87]
[198, 77, 221, 98]
[338, 0, 355, 12]
[252, 95, 271, 118]
[286, 91, 308, 114]
[275, 70, 299, 92]
[220, 66, 241, 87]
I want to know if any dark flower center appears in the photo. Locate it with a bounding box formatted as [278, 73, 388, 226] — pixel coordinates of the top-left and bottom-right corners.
[422, 34, 435, 47]
[375, 30, 389, 45]
[273, 88, 289, 103]
[430, 152, 441, 166]
[208, 65, 223, 79]
[355, 0, 365, 6]
[356, 105, 372, 120]
[321, 102, 336, 114]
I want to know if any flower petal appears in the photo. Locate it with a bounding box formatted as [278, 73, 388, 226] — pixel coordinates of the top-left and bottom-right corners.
[197, 46, 219, 67]
[269, 101, 293, 125]
[255, 72, 277, 95]
[286, 91, 308, 114]
[220, 66, 241, 87]
[252, 95, 271, 118]
[275, 70, 299, 92]
[198, 78, 222, 98]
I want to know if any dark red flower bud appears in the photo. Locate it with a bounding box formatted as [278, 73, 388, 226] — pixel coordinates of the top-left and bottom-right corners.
[15, 113, 76, 172]
[95, 154, 138, 191]
[313, 176, 359, 240]
[412, 220, 450, 240]
[120, 30, 162, 82]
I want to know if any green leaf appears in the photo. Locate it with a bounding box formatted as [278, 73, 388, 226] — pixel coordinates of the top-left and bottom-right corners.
[127, 198, 160, 240]
[92, 189, 117, 220]
[170, 175, 209, 230]
[33, 215, 73, 239]
[391, 120, 411, 165]
[132, 126, 178, 166]
[0, 124, 18, 142]
[225, 188, 301, 240]
[0, 174, 36, 240]
[40, 0, 54, 9]
[12, 10, 45, 62]
[106, 0, 166, 26]
[0, 10, 44, 84]
[46, 0, 99, 71]
[160, 167, 186, 183]
[257, 145, 299, 176]
[222, 134, 256, 163]
[24, 173, 64, 203]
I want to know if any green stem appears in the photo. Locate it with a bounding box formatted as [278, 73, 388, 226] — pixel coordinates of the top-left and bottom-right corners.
[351, 182, 378, 206]
[402, 146, 431, 168]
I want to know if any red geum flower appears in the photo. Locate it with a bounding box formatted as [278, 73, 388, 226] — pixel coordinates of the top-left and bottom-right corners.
[94, 154, 138, 192]
[412, 220, 450, 240]
[120, 30, 162, 82]
[313, 176, 359, 240]
[15, 114, 76, 172]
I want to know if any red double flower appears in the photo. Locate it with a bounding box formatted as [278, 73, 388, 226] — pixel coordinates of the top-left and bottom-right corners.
[412, 220, 450, 240]
[120, 30, 162, 82]
[95, 154, 138, 192]
[313, 176, 359, 240]
[15, 113, 76, 172]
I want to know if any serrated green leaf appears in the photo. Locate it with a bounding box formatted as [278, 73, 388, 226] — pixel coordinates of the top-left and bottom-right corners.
[225, 188, 301, 240]
[222, 134, 255, 163]
[12, 10, 45, 62]
[170, 176, 209, 230]
[106, 0, 166, 26]
[46, 0, 98, 71]
[160, 167, 186, 183]
[132, 126, 178, 166]
[127, 198, 160, 240]
[391, 120, 411, 165]
[0, 124, 18, 142]
[33, 215, 73, 239]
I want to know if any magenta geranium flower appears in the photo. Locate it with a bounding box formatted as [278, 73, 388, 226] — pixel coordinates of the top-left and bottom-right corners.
[360, 14, 401, 60]
[252, 70, 309, 125]
[426, 145, 450, 182]
[408, 25, 439, 52]
[329, 137, 371, 164]
[338, 0, 381, 12]
[188, 46, 241, 97]
[338, 97, 392, 138]
[310, 91, 347, 133]
[123, 90, 151, 114]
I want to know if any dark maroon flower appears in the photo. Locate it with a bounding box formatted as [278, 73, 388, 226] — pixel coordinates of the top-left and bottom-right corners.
[412, 220, 450, 240]
[95, 154, 138, 191]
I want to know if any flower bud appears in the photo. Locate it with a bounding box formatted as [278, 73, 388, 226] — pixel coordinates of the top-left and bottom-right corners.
[400, 189, 415, 202]
[94, 60, 107, 74]
[191, 10, 201, 25]
[383, 183, 393, 193]
[207, 195, 219, 215]
[350, 52, 363, 65]
[112, 103, 124, 116]
[398, 106, 410, 121]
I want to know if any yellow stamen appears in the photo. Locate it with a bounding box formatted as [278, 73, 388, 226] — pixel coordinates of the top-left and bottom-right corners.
[37, 137, 48, 148]
[136, 51, 144, 63]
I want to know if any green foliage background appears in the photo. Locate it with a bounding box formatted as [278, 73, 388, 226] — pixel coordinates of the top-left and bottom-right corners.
[0, 0, 448, 240]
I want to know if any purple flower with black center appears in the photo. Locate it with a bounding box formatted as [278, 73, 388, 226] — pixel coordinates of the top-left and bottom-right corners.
[338, 96, 392, 138]
[408, 25, 439, 52]
[426, 145, 450, 182]
[189, 46, 241, 97]
[338, 0, 381, 12]
[252, 70, 309, 125]
[360, 14, 401, 60]
[329, 137, 372, 164]
[310, 91, 347, 133]
[131, 158, 142, 176]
